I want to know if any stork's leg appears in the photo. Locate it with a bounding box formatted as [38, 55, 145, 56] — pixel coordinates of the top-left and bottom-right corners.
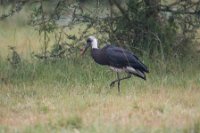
[110, 73, 131, 92]
[117, 73, 120, 93]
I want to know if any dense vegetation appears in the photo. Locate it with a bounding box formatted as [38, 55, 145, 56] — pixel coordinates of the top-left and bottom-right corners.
[1, 0, 200, 59]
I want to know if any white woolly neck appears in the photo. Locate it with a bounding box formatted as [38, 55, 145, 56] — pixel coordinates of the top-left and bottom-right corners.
[89, 36, 98, 49]
[91, 40, 98, 49]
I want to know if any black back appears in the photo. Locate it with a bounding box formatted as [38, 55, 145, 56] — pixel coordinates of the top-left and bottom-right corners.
[91, 48, 109, 66]
[91, 45, 149, 73]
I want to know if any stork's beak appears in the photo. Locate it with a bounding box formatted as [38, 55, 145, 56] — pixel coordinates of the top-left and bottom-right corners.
[80, 43, 90, 56]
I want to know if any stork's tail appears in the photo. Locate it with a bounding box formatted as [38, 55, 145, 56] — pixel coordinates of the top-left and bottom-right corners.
[131, 71, 146, 80]
[125, 66, 146, 80]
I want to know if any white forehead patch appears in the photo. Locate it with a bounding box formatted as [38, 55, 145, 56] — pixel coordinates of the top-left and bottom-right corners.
[88, 36, 96, 40]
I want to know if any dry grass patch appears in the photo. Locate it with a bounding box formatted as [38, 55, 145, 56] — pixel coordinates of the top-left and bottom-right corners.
[1, 84, 200, 132]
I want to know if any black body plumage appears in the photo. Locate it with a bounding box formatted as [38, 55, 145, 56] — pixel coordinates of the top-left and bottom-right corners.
[91, 45, 149, 80]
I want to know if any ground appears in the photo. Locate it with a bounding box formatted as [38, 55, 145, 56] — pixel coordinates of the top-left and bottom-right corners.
[0, 82, 200, 133]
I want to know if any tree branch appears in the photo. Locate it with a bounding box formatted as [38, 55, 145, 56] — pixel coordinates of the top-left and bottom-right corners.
[111, 0, 130, 21]
[0, 0, 28, 20]
[160, 5, 200, 15]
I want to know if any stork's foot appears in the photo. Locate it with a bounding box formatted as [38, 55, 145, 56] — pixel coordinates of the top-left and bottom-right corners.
[110, 81, 116, 88]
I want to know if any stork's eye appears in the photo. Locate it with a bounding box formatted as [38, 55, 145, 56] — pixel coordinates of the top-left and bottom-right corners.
[87, 38, 92, 43]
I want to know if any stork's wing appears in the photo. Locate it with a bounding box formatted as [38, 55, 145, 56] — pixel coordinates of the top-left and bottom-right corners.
[105, 45, 149, 73]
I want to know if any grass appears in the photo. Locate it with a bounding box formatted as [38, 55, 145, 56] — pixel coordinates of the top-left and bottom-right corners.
[0, 56, 200, 133]
[0, 81, 200, 133]
[0, 6, 200, 133]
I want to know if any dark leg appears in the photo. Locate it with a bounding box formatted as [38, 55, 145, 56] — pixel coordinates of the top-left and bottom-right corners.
[110, 73, 131, 92]
[117, 73, 120, 93]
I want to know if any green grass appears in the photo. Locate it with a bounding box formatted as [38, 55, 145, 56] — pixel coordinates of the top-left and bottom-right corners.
[0, 56, 200, 133]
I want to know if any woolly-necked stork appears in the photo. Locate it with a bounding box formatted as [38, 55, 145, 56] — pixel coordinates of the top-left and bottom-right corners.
[81, 36, 149, 93]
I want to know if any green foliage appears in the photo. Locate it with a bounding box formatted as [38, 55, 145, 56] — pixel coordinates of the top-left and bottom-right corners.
[30, 5, 56, 34]
[1, 0, 200, 62]
[94, 0, 200, 61]
[108, 0, 178, 59]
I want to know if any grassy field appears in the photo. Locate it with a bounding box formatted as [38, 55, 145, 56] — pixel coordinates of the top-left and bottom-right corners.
[0, 10, 200, 133]
[0, 68, 200, 133]
[1, 83, 200, 133]
[0, 55, 200, 133]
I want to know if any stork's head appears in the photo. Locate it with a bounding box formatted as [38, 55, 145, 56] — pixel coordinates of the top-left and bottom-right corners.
[81, 36, 98, 55]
